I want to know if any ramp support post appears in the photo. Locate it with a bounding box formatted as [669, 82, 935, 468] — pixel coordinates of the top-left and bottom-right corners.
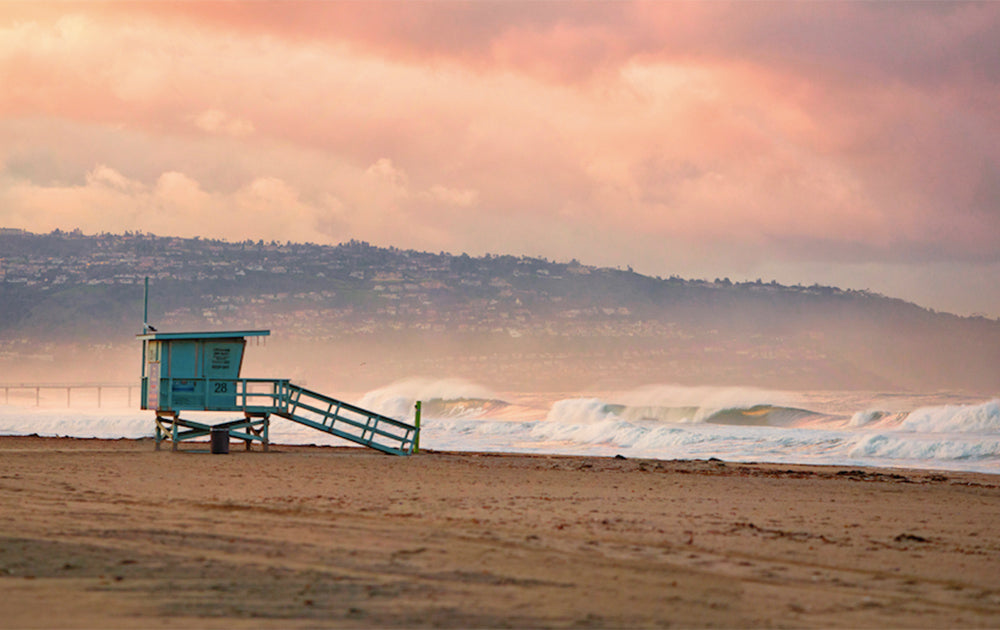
[414, 400, 421, 454]
[263, 415, 270, 452]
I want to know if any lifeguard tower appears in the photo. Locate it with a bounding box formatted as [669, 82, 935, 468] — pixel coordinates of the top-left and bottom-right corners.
[138, 329, 417, 455]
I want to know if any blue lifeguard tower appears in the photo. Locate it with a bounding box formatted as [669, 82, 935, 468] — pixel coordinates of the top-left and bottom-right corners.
[138, 328, 417, 455]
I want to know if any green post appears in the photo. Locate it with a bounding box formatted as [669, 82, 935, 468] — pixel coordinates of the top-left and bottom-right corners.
[413, 400, 421, 454]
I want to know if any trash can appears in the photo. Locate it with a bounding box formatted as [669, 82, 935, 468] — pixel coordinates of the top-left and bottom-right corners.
[210, 427, 230, 454]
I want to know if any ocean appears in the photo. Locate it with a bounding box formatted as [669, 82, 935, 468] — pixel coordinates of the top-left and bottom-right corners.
[2, 379, 998, 475]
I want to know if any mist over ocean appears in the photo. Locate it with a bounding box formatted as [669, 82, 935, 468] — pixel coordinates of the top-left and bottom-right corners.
[2, 379, 997, 475]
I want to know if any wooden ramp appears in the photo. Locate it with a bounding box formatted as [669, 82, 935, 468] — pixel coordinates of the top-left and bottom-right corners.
[151, 379, 417, 455]
[275, 383, 417, 456]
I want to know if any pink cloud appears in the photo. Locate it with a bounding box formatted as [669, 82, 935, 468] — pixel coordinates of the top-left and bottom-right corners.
[1, 1, 999, 316]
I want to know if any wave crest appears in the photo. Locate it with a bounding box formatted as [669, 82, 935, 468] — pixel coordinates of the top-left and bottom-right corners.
[899, 400, 1000, 434]
[544, 392, 816, 427]
[358, 378, 505, 420]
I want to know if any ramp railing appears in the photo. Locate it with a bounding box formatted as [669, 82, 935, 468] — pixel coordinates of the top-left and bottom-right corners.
[146, 377, 291, 414]
[147, 377, 416, 455]
[275, 384, 416, 456]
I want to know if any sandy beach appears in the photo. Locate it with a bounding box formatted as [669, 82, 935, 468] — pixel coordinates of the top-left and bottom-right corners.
[0, 436, 998, 628]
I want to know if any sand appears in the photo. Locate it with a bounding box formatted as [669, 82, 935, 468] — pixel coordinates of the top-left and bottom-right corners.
[0, 436, 998, 628]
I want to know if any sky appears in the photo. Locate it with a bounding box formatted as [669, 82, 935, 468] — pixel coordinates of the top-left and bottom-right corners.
[1, 1, 998, 317]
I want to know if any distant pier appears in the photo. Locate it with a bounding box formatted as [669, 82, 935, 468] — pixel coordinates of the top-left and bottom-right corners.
[0, 383, 137, 408]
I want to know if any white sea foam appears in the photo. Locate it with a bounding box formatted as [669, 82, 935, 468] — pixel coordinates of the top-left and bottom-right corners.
[898, 400, 1000, 434]
[0, 406, 151, 439]
[847, 432, 1000, 462]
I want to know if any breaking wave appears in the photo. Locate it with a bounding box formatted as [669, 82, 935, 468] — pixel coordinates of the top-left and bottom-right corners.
[420, 389, 1000, 473]
[358, 378, 507, 420]
[543, 391, 819, 428]
[899, 400, 1000, 433]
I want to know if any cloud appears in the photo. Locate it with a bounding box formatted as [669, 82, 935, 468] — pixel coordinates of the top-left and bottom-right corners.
[0, 157, 481, 253]
[1, 2, 999, 316]
[365, 158, 409, 194]
[425, 185, 478, 208]
[92, 2, 1000, 90]
[192, 109, 255, 137]
[0, 165, 330, 243]
[87, 164, 143, 194]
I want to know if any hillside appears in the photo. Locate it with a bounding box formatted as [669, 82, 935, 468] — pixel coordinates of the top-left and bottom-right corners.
[1, 229, 998, 393]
